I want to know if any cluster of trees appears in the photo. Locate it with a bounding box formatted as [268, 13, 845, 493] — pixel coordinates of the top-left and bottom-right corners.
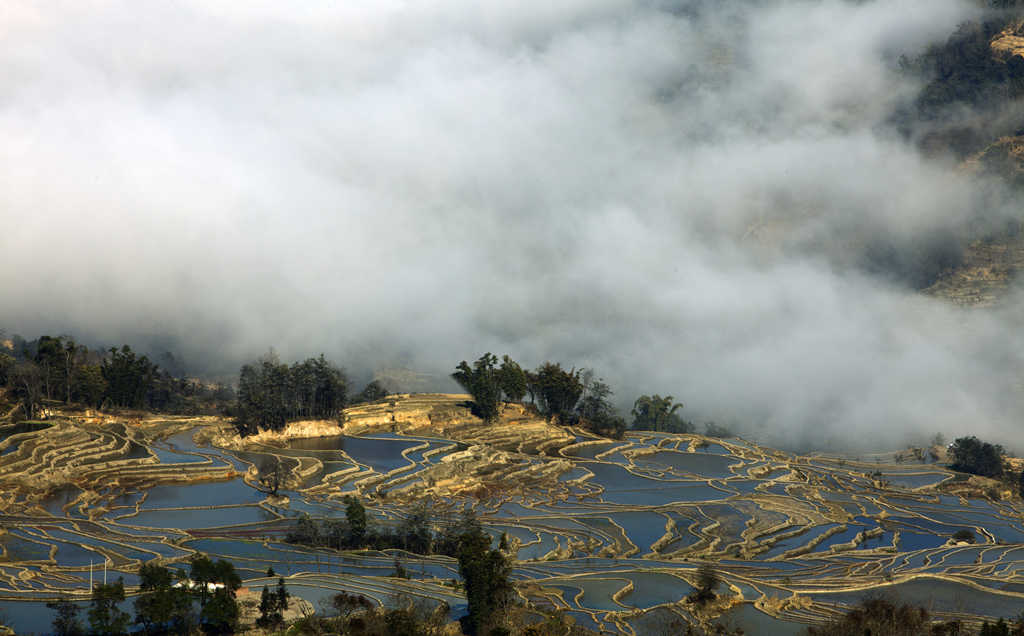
[353, 379, 389, 404]
[286, 497, 502, 561]
[232, 352, 391, 437]
[451, 354, 526, 421]
[47, 554, 247, 635]
[1, 334, 234, 419]
[451, 354, 626, 438]
[256, 578, 290, 630]
[949, 436, 1005, 479]
[980, 617, 1024, 636]
[630, 394, 691, 433]
[287, 500, 511, 635]
[805, 594, 1024, 636]
[944, 436, 1024, 500]
[806, 595, 966, 636]
[233, 352, 348, 436]
[453, 354, 733, 441]
[286, 590, 598, 636]
[298, 595, 451, 636]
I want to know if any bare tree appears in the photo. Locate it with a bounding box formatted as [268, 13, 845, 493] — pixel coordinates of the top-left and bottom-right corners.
[259, 456, 285, 495]
[10, 361, 43, 419]
[61, 338, 86, 404]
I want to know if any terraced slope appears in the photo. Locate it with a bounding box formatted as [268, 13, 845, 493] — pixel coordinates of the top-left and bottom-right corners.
[2, 400, 1024, 634]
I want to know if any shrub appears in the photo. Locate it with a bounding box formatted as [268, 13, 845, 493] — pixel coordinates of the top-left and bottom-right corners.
[952, 529, 975, 544]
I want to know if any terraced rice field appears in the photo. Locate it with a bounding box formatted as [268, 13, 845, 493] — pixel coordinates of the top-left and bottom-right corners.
[0, 396, 1022, 633]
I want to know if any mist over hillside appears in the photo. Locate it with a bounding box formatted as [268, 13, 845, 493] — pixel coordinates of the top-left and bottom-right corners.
[2, 0, 1023, 449]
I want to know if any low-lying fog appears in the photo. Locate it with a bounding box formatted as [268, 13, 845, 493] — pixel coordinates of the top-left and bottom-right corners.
[2, 0, 1022, 449]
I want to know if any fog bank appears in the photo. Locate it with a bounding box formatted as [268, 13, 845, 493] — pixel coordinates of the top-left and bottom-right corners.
[1, 0, 1021, 448]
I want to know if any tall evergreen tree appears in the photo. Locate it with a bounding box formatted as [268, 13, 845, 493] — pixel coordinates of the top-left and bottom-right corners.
[345, 495, 368, 546]
[275, 577, 289, 613]
[101, 345, 158, 408]
[456, 512, 512, 635]
[256, 585, 282, 630]
[497, 355, 527, 403]
[452, 353, 503, 421]
[234, 352, 347, 436]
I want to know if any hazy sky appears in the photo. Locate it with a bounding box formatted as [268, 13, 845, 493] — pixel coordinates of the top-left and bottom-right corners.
[2, 0, 1021, 448]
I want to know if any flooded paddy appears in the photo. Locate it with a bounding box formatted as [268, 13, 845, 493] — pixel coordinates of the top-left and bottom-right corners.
[2, 403, 1023, 633]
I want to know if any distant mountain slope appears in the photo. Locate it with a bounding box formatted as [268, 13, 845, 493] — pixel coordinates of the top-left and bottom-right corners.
[910, 9, 1024, 305]
[923, 231, 1024, 305]
[924, 132, 1024, 306]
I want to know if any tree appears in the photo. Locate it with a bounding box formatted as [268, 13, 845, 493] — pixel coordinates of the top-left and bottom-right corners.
[0, 352, 14, 386]
[497, 356, 527, 403]
[134, 563, 192, 635]
[345, 495, 368, 546]
[286, 513, 322, 546]
[88, 577, 130, 636]
[456, 512, 512, 635]
[256, 585, 283, 630]
[981, 618, 1011, 636]
[398, 501, 432, 554]
[259, 456, 285, 496]
[60, 338, 86, 404]
[331, 592, 373, 618]
[189, 554, 217, 608]
[73, 364, 107, 408]
[631, 395, 692, 433]
[526, 363, 583, 424]
[101, 345, 158, 409]
[275, 577, 289, 614]
[806, 596, 939, 636]
[213, 559, 242, 595]
[234, 351, 348, 436]
[949, 436, 1004, 478]
[188, 556, 240, 635]
[952, 529, 975, 544]
[354, 379, 389, 404]
[688, 563, 719, 605]
[9, 360, 43, 419]
[576, 374, 626, 439]
[35, 335, 65, 401]
[200, 588, 238, 635]
[452, 353, 503, 421]
[392, 557, 409, 579]
[46, 598, 85, 636]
